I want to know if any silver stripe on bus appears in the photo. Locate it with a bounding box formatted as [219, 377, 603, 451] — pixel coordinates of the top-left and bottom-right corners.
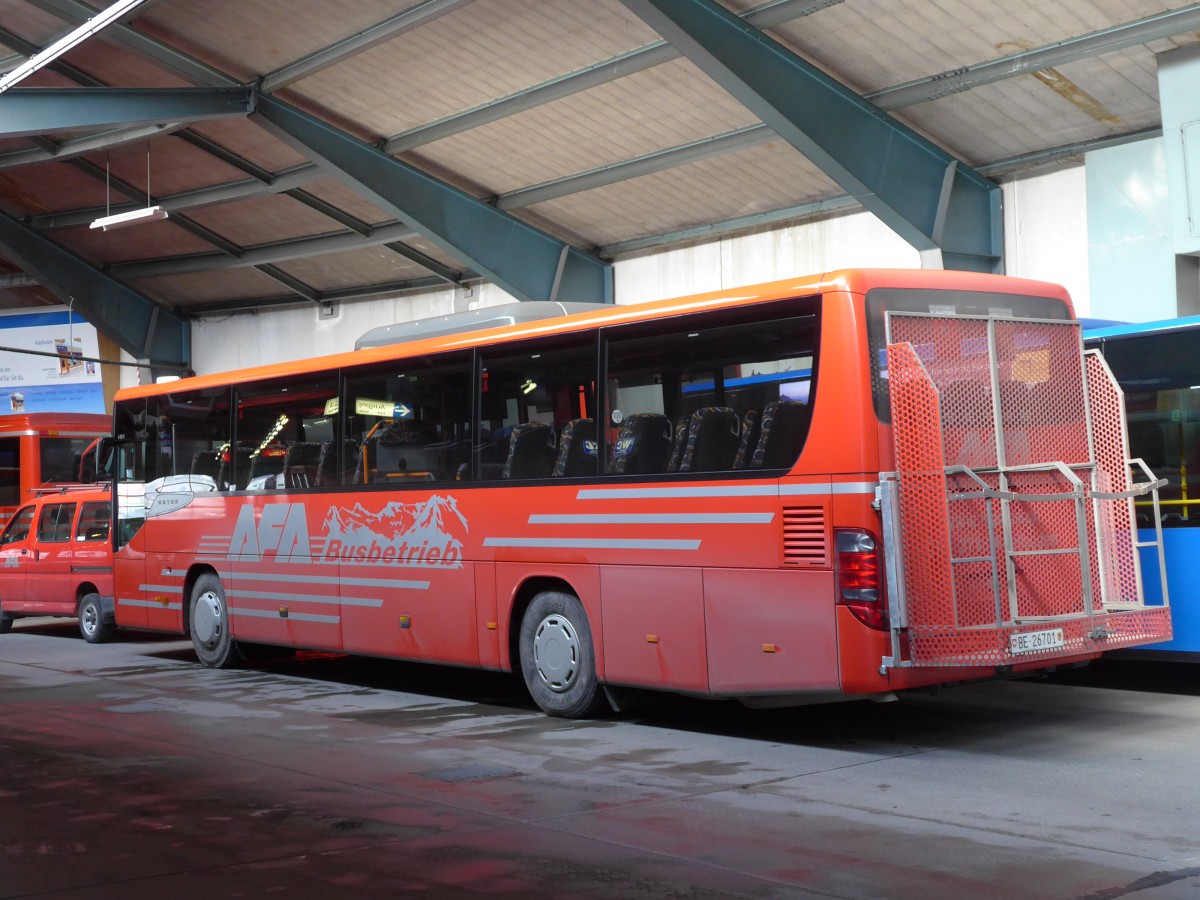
[484, 537, 701, 550]
[577, 485, 779, 500]
[528, 513, 773, 524]
[227, 588, 381, 608]
[163, 568, 430, 591]
[229, 606, 339, 624]
[118, 598, 182, 610]
[138, 584, 184, 594]
[780, 482, 879, 496]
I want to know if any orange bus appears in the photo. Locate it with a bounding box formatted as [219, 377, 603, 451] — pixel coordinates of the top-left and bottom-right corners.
[0, 413, 110, 520]
[107, 269, 1171, 716]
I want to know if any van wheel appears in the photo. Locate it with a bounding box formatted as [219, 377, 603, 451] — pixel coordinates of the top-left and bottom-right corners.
[519, 591, 607, 719]
[78, 593, 113, 644]
[190, 573, 241, 669]
[0, 614, 12, 634]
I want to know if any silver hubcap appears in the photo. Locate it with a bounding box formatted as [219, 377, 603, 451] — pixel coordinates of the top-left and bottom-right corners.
[193, 590, 224, 646]
[81, 602, 97, 635]
[532, 613, 579, 692]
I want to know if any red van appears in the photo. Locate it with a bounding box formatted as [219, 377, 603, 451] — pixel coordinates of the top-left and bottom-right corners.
[0, 485, 114, 642]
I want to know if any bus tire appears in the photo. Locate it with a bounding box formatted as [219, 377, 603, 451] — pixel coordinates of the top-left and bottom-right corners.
[189, 573, 241, 669]
[519, 591, 607, 719]
[78, 593, 113, 644]
[0, 614, 12, 634]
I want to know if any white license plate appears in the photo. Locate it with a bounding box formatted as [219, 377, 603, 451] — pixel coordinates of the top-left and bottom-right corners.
[1010, 627, 1066, 655]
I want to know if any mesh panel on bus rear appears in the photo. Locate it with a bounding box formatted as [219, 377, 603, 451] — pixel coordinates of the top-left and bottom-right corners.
[1086, 352, 1142, 607]
[887, 342, 955, 632]
[993, 320, 1091, 467]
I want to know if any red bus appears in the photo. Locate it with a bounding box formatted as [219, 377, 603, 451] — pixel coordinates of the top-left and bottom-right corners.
[107, 269, 1171, 716]
[0, 413, 110, 520]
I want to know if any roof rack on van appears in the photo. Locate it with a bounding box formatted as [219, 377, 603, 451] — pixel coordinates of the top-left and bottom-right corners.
[30, 482, 112, 496]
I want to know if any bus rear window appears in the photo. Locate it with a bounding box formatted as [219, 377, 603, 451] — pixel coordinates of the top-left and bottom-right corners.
[866, 287, 1072, 422]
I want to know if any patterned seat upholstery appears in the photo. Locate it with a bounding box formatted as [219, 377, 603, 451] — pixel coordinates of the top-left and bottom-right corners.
[678, 407, 741, 473]
[750, 400, 809, 469]
[610, 413, 672, 474]
[283, 441, 324, 488]
[732, 409, 761, 469]
[503, 422, 556, 479]
[552, 418, 597, 477]
[665, 414, 689, 472]
[317, 438, 359, 486]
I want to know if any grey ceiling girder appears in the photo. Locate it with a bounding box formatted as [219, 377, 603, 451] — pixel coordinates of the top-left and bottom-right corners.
[496, 124, 773, 210]
[262, 0, 477, 92]
[0, 122, 183, 169]
[620, 0, 1001, 272]
[111, 222, 422, 279]
[872, 4, 1200, 110]
[384, 0, 839, 154]
[25, 0, 236, 87]
[0, 208, 188, 368]
[383, 241, 463, 286]
[256, 264, 321, 302]
[0, 87, 254, 138]
[251, 95, 612, 303]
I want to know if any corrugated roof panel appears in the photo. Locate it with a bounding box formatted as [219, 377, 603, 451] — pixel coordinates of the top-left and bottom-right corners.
[296, 178, 397, 228]
[525, 142, 838, 246]
[182, 192, 351, 245]
[278, 0, 658, 138]
[409, 57, 762, 195]
[269, 245, 436, 291]
[132, 267, 286, 307]
[50, 219, 215, 265]
[184, 119, 311, 173]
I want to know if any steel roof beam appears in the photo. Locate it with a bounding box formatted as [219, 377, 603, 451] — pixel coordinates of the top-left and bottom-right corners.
[872, 5, 1200, 110]
[0, 87, 253, 138]
[251, 95, 611, 303]
[0, 208, 188, 368]
[384, 0, 839, 154]
[0, 122, 183, 169]
[25, 0, 236, 87]
[111, 222, 421, 279]
[621, 0, 1000, 272]
[262, 0, 476, 92]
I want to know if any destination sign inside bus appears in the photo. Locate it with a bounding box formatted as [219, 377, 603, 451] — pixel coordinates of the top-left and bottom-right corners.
[355, 398, 413, 419]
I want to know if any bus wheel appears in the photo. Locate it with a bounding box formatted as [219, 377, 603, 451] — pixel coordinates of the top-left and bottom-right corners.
[0, 614, 12, 634]
[519, 591, 607, 718]
[190, 573, 241, 669]
[78, 593, 113, 644]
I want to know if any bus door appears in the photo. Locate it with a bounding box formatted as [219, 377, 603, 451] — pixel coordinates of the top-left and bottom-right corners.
[880, 314, 1170, 669]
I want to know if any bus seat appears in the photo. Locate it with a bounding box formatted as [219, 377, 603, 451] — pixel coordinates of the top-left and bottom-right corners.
[552, 418, 597, 477]
[190, 449, 222, 481]
[503, 422, 556, 479]
[247, 446, 287, 487]
[217, 446, 252, 490]
[283, 442, 323, 488]
[318, 438, 359, 486]
[678, 407, 740, 472]
[665, 414, 688, 472]
[733, 409, 761, 469]
[611, 413, 672, 474]
[750, 400, 809, 469]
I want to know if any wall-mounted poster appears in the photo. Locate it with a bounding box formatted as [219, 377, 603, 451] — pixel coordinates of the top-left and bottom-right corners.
[0, 307, 104, 413]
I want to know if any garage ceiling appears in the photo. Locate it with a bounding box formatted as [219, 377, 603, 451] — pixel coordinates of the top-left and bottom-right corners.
[0, 0, 1197, 360]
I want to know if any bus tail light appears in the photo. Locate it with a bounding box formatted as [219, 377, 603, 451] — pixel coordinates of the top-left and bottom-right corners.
[835, 528, 888, 631]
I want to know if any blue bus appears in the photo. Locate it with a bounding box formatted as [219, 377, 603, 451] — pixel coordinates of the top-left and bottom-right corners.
[1086, 316, 1200, 657]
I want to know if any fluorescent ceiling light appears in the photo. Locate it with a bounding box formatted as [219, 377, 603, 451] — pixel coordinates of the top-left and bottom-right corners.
[90, 205, 168, 231]
[0, 0, 151, 93]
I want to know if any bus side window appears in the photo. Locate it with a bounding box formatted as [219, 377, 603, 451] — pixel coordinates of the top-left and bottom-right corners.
[76, 501, 111, 542]
[604, 304, 818, 476]
[344, 351, 472, 486]
[478, 338, 596, 481]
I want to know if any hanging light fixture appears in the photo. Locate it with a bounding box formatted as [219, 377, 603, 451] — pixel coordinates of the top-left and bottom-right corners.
[90, 141, 169, 231]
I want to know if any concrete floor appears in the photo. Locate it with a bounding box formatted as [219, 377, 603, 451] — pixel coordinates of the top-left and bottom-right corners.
[1, 619, 1198, 899]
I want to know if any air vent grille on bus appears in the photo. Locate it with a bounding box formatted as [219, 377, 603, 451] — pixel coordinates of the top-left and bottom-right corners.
[783, 506, 827, 566]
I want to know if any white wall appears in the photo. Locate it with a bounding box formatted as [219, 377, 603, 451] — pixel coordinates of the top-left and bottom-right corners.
[181, 166, 1092, 377]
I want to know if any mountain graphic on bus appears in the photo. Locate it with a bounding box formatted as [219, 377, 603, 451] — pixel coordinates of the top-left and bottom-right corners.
[320, 494, 468, 568]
